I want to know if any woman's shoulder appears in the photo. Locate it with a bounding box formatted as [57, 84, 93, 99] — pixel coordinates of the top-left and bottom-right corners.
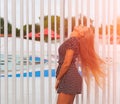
[65, 37, 79, 48]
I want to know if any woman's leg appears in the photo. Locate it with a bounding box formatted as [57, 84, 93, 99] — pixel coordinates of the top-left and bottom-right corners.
[57, 92, 75, 104]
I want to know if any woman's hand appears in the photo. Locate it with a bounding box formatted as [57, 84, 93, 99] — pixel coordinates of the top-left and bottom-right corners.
[55, 79, 60, 90]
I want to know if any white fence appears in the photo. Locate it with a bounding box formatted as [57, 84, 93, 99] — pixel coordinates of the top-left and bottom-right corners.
[0, 0, 120, 104]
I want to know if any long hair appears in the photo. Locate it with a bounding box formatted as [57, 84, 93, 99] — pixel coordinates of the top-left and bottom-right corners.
[78, 27, 106, 88]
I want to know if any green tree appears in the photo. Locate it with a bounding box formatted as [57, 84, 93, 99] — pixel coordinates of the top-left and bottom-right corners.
[0, 17, 4, 34]
[39, 15, 94, 38]
[23, 24, 40, 36]
[39, 16, 60, 34]
[64, 15, 94, 37]
[0, 17, 12, 34]
[64, 18, 68, 37]
[0, 17, 20, 37]
[16, 28, 20, 37]
[8, 22, 12, 34]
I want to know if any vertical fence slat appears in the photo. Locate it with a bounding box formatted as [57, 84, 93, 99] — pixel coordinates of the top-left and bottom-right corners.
[12, 0, 16, 104]
[87, 0, 90, 27]
[102, 0, 107, 104]
[113, 0, 117, 104]
[86, 0, 91, 104]
[54, 0, 57, 72]
[107, 0, 112, 104]
[94, 0, 100, 104]
[80, 0, 84, 26]
[81, 0, 87, 103]
[40, 0, 44, 103]
[0, 0, 2, 33]
[0, 0, 1, 103]
[32, 0, 36, 104]
[20, 0, 24, 103]
[75, 0, 79, 104]
[68, 0, 72, 38]
[75, 0, 79, 26]
[4, 0, 8, 104]
[54, 1, 58, 103]
[26, 0, 29, 104]
[48, 0, 52, 103]
[60, 0, 64, 43]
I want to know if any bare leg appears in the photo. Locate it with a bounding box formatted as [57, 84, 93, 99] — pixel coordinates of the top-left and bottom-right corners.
[57, 92, 75, 104]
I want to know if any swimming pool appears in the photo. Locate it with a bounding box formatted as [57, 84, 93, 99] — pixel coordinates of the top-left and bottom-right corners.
[0, 54, 56, 77]
[0, 54, 49, 70]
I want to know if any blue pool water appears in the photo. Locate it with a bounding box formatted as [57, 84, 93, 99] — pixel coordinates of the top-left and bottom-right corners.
[0, 54, 56, 77]
[29, 56, 48, 63]
[0, 54, 49, 70]
[0, 69, 56, 77]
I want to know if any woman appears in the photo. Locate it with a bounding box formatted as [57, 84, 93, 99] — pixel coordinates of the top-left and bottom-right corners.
[55, 26, 106, 104]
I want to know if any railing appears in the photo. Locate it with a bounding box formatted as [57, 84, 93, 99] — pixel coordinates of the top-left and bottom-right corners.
[0, 0, 120, 104]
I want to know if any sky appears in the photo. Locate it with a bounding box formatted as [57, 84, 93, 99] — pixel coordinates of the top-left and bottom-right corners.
[0, 0, 120, 28]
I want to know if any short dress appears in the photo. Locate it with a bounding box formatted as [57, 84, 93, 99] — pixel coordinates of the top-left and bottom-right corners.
[56, 37, 82, 94]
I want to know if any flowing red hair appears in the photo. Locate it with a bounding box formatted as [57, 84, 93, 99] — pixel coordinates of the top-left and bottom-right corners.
[78, 27, 106, 88]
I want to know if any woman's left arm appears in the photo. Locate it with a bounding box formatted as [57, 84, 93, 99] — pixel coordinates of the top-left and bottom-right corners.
[57, 49, 74, 80]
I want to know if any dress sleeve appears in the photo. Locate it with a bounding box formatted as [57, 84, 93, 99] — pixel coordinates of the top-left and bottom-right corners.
[67, 37, 79, 51]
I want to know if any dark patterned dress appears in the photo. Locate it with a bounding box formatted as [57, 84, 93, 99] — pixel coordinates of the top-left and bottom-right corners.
[56, 37, 82, 94]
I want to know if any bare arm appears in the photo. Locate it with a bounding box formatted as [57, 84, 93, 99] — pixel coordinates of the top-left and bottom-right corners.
[57, 49, 74, 80]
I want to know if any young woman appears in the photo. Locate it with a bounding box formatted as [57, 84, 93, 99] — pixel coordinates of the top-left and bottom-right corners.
[55, 26, 106, 104]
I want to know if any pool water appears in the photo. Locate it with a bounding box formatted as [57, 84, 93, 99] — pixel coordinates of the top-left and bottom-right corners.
[0, 54, 48, 71]
[0, 54, 56, 77]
